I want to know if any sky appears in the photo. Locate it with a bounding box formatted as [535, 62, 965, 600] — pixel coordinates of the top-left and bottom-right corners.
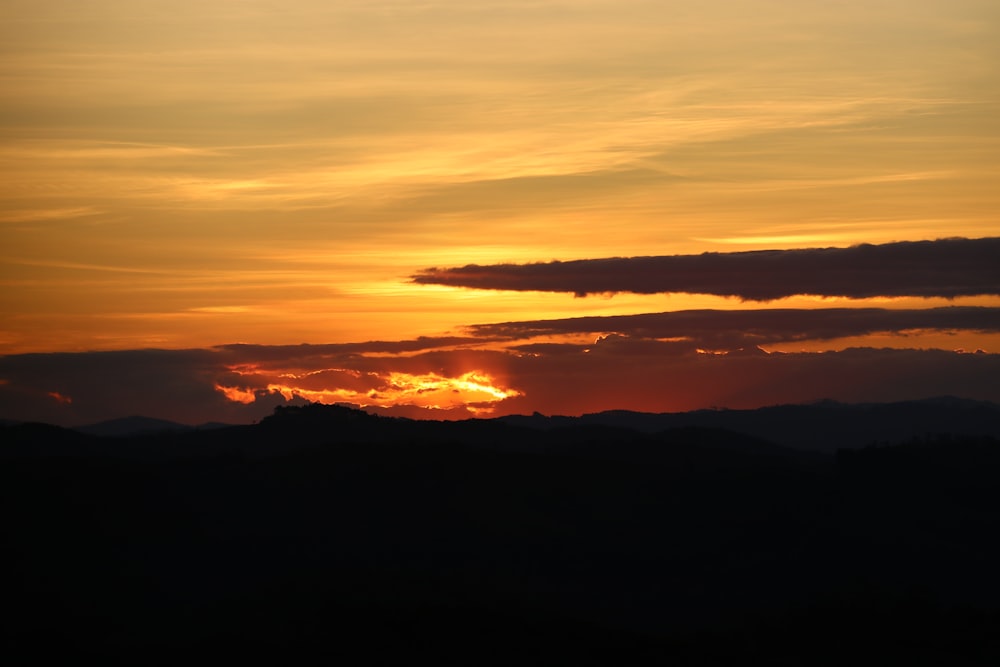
[2, 0, 999, 425]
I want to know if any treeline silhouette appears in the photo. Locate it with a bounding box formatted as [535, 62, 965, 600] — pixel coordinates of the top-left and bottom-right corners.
[3, 402, 1000, 664]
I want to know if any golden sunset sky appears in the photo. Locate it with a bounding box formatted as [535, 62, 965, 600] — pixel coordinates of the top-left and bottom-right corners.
[2, 1, 999, 423]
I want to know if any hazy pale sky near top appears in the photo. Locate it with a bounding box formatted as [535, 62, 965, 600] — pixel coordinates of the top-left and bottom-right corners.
[3, 0, 998, 355]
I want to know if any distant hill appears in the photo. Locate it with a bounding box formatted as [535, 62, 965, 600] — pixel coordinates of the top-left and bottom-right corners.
[72, 416, 237, 437]
[4, 396, 999, 459]
[75, 415, 195, 437]
[498, 396, 1000, 452]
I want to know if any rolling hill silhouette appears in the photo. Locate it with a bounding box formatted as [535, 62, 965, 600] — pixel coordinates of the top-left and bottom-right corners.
[3, 399, 1000, 664]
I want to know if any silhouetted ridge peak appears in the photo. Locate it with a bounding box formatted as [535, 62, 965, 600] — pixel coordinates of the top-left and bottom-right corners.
[260, 402, 383, 429]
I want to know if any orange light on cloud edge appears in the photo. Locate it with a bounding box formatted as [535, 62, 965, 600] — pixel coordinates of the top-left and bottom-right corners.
[47, 391, 73, 405]
[217, 370, 522, 416]
[214, 384, 257, 405]
[206, 323, 1000, 418]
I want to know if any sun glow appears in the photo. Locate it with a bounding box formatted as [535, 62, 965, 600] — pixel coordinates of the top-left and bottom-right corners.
[216, 370, 522, 415]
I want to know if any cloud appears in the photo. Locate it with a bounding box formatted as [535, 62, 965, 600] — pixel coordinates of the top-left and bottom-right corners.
[413, 237, 1000, 300]
[469, 306, 1000, 350]
[0, 348, 275, 426]
[215, 336, 485, 361]
[0, 341, 521, 426]
[2, 308, 999, 426]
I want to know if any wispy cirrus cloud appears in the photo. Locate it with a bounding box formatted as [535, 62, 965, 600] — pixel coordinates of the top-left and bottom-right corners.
[414, 237, 1000, 300]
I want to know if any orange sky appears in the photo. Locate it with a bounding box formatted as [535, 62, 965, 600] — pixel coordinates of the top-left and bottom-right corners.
[1, 1, 999, 422]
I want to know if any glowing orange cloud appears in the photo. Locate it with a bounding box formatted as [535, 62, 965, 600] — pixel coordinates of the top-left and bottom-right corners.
[217, 370, 522, 415]
[214, 384, 257, 405]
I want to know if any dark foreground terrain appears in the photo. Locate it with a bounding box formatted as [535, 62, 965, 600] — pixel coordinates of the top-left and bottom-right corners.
[4, 401, 1000, 665]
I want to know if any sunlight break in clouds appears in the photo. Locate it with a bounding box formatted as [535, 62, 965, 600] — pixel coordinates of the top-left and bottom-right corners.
[218, 370, 522, 416]
[2, 310, 998, 426]
[214, 384, 257, 405]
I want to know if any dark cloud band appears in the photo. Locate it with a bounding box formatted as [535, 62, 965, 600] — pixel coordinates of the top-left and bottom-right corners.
[469, 306, 1000, 348]
[413, 237, 1000, 300]
[3, 306, 998, 426]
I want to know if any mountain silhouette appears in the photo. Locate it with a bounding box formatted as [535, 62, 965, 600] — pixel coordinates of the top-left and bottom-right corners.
[3, 399, 1000, 664]
[500, 396, 1000, 452]
[75, 415, 196, 437]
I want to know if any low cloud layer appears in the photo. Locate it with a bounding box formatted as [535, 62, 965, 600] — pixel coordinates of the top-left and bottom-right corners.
[2, 306, 998, 426]
[413, 237, 1000, 300]
[470, 306, 1000, 350]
